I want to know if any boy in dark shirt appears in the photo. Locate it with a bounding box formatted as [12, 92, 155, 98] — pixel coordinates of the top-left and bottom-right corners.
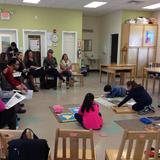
[118, 81, 154, 115]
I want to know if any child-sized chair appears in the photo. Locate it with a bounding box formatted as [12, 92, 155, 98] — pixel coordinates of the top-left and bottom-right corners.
[105, 130, 160, 160]
[54, 128, 96, 160]
[72, 63, 84, 86]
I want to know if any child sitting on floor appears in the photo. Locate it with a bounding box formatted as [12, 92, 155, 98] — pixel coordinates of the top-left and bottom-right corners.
[118, 80, 154, 115]
[104, 84, 126, 98]
[74, 93, 103, 130]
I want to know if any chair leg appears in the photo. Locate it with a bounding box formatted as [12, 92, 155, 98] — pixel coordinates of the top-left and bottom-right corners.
[159, 79, 160, 93]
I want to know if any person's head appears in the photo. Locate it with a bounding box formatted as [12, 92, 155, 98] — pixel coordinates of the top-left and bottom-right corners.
[11, 42, 17, 49]
[0, 63, 8, 73]
[126, 80, 138, 91]
[24, 49, 33, 62]
[8, 58, 20, 70]
[0, 52, 7, 61]
[81, 93, 94, 113]
[61, 53, 68, 61]
[47, 49, 54, 59]
[17, 52, 23, 61]
[104, 84, 112, 92]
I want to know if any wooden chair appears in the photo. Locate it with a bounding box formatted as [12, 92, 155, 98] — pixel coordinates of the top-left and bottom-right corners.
[105, 130, 160, 160]
[0, 129, 51, 160]
[72, 63, 84, 86]
[54, 128, 96, 160]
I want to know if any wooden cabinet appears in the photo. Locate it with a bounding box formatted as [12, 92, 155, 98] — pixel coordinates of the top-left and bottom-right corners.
[121, 24, 158, 77]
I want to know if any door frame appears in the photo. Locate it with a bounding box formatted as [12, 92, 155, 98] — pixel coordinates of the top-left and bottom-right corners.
[22, 29, 47, 65]
[62, 31, 77, 63]
[0, 28, 19, 48]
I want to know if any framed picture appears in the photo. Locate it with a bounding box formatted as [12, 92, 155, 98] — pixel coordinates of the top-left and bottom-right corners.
[0, 35, 11, 53]
[83, 39, 92, 51]
[145, 31, 154, 45]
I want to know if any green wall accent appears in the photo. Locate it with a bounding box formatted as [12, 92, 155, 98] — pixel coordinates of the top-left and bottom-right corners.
[0, 4, 82, 61]
[122, 10, 153, 23]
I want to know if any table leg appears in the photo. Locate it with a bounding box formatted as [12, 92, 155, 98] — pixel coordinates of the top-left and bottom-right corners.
[159, 79, 160, 93]
[152, 77, 156, 94]
[107, 73, 110, 84]
[145, 72, 149, 91]
[100, 66, 102, 83]
[142, 68, 145, 86]
[112, 72, 116, 85]
[120, 72, 125, 85]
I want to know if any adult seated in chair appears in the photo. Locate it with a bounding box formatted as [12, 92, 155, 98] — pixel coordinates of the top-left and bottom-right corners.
[5, 42, 19, 62]
[0, 98, 16, 129]
[60, 53, 72, 89]
[43, 49, 65, 90]
[1, 60, 27, 114]
[24, 49, 45, 91]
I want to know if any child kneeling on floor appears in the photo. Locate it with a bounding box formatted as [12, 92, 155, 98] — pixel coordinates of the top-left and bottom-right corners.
[118, 80, 154, 115]
[75, 93, 103, 130]
[104, 84, 126, 98]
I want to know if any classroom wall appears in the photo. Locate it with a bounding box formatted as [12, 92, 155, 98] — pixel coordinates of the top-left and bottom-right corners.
[99, 10, 122, 64]
[0, 4, 82, 61]
[82, 16, 100, 69]
[153, 11, 160, 62]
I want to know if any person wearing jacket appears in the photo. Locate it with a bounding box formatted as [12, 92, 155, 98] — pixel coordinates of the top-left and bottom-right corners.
[118, 80, 154, 115]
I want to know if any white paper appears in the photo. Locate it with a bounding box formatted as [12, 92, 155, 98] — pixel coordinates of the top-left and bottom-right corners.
[95, 97, 114, 107]
[24, 90, 33, 100]
[35, 67, 42, 70]
[13, 72, 22, 77]
[5, 92, 25, 110]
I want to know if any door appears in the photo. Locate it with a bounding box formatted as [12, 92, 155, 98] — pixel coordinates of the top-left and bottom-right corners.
[62, 32, 77, 63]
[0, 29, 18, 53]
[28, 35, 41, 66]
[23, 30, 46, 66]
[111, 34, 118, 64]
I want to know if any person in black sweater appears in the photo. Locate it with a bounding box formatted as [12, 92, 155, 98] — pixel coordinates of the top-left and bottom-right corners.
[118, 81, 154, 114]
[5, 42, 19, 61]
[24, 49, 45, 91]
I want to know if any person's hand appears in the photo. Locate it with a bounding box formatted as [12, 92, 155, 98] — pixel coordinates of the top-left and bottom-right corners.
[21, 84, 28, 92]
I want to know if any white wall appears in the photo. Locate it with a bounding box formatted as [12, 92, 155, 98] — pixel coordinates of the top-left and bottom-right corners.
[100, 11, 122, 64]
[153, 11, 160, 62]
[82, 16, 100, 69]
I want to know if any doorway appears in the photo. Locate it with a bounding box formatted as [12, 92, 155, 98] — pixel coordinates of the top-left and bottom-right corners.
[23, 30, 47, 66]
[62, 31, 77, 63]
[111, 34, 119, 64]
[0, 29, 18, 53]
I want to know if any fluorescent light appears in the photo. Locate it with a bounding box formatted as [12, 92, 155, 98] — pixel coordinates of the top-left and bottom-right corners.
[23, 0, 40, 4]
[84, 1, 107, 8]
[143, 3, 160, 9]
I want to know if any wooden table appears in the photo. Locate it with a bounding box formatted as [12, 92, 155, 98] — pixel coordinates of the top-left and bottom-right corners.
[99, 64, 136, 84]
[142, 67, 160, 93]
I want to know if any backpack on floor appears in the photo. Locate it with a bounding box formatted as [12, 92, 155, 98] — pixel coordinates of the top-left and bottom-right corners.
[8, 128, 50, 160]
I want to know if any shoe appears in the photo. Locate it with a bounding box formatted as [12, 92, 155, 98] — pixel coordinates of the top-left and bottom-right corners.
[17, 108, 26, 114]
[138, 106, 155, 115]
[158, 105, 160, 108]
[17, 117, 20, 121]
[33, 88, 39, 92]
[148, 105, 155, 112]
[20, 103, 24, 107]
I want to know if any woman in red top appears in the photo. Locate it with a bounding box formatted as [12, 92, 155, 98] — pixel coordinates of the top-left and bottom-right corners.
[4, 58, 28, 91]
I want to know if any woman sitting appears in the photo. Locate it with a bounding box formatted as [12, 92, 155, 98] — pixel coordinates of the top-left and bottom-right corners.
[60, 53, 72, 89]
[0, 98, 16, 129]
[43, 49, 65, 90]
[24, 49, 45, 91]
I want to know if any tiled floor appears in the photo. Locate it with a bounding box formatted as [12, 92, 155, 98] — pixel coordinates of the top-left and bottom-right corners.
[18, 72, 160, 159]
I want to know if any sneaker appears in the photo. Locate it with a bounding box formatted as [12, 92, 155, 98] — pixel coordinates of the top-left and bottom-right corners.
[17, 108, 26, 114]
[138, 106, 154, 115]
[148, 105, 155, 112]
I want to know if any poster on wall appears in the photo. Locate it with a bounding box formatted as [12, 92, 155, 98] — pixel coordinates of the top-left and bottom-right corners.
[145, 31, 154, 45]
[29, 39, 40, 51]
[0, 35, 11, 53]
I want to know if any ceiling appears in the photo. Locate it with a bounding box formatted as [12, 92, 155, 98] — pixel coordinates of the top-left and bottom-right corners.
[0, 0, 160, 16]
